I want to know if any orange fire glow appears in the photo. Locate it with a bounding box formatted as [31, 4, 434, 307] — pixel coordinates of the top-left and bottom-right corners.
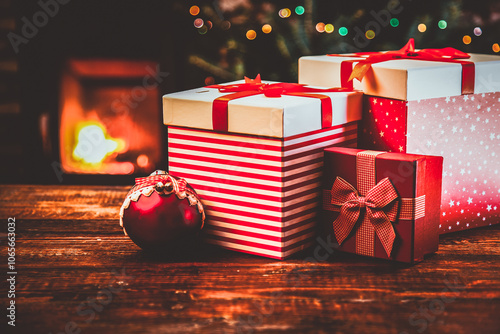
[72, 122, 125, 164]
[59, 59, 162, 175]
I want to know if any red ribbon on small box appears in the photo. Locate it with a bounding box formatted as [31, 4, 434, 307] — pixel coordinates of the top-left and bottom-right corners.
[207, 74, 352, 132]
[329, 38, 475, 95]
[323, 151, 426, 258]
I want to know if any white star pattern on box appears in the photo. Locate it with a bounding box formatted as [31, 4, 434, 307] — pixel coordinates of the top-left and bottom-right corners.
[406, 92, 500, 233]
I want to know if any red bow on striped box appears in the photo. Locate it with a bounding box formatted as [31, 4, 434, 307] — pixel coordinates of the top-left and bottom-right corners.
[322, 148, 442, 263]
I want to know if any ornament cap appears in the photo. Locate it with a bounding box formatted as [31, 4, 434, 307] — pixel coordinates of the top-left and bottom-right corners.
[150, 170, 168, 176]
[154, 181, 164, 192]
[120, 171, 206, 232]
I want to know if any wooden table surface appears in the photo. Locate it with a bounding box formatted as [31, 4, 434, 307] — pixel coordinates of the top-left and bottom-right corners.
[1, 185, 499, 334]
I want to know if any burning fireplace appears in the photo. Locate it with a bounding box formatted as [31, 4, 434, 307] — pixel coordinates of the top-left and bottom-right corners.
[59, 59, 163, 175]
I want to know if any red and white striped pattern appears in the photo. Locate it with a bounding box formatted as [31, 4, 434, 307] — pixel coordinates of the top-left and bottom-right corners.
[167, 123, 358, 259]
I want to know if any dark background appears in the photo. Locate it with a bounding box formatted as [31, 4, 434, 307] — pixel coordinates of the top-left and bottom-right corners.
[1, 0, 499, 184]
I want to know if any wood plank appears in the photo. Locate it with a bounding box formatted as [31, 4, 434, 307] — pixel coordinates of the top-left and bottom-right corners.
[1, 185, 499, 333]
[0, 185, 129, 220]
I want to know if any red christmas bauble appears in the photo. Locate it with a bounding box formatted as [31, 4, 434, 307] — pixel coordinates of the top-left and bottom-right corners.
[119, 170, 205, 252]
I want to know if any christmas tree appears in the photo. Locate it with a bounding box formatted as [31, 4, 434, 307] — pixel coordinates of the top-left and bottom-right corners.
[171, 0, 500, 87]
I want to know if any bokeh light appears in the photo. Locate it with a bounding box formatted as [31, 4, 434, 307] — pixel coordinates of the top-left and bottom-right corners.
[463, 35, 472, 44]
[204, 76, 215, 85]
[474, 27, 482, 36]
[194, 18, 204, 28]
[221, 20, 231, 30]
[325, 24, 334, 33]
[338, 27, 348, 36]
[279, 8, 291, 18]
[189, 6, 200, 16]
[198, 25, 208, 35]
[136, 154, 149, 168]
[365, 30, 375, 39]
[390, 18, 399, 27]
[206, 21, 213, 30]
[316, 22, 325, 33]
[295, 6, 305, 15]
[438, 20, 447, 29]
[262, 24, 272, 34]
[493, 43, 500, 53]
[246, 29, 257, 40]
[418, 23, 427, 33]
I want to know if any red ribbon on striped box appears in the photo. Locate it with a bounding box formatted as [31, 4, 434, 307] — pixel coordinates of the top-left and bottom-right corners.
[207, 74, 352, 132]
[323, 150, 425, 258]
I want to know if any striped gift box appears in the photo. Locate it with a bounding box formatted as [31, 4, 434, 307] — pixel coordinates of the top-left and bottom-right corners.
[168, 122, 358, 259]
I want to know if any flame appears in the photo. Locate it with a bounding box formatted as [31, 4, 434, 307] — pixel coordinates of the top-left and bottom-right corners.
[72, 122, 125, 164]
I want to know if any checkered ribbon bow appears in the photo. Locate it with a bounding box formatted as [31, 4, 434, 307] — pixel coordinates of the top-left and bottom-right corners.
[330, 176, 399, 257]
[131, 174, 187, 195]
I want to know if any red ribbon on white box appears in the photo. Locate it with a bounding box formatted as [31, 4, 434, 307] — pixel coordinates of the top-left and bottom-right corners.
[207, 75, 352, 133]
[329, 38, 475, 95]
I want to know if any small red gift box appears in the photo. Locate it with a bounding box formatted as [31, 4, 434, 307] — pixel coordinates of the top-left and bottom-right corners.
[322, 148, 443, 263]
